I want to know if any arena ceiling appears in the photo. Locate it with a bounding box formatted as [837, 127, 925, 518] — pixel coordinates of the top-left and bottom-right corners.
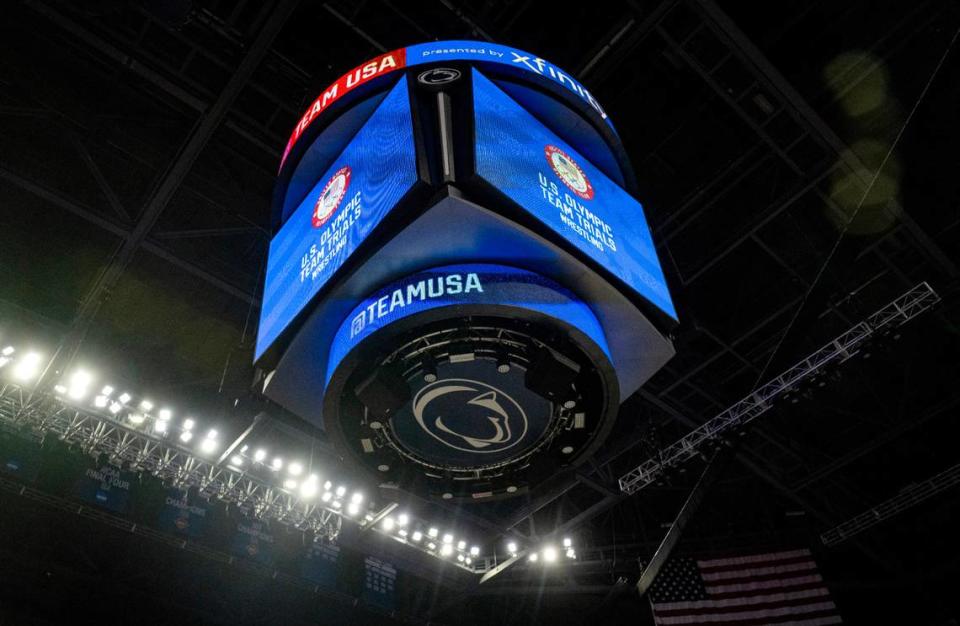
[1, 0, 959, 623]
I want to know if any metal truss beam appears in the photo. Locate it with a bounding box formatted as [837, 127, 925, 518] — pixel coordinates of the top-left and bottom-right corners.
[0, 383, 341, 539]
[619, 282, 940, 494]
[821, 460, 960, 546]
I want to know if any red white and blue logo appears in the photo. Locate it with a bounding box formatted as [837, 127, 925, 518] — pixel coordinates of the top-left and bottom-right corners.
[545, 145, 594, 201]
[312, 165, 351, 228]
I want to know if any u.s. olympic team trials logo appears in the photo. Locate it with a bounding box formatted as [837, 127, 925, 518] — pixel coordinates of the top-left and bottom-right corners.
[545, 145, 594, 201]
[312, 166, 352, 228]
[412, 379, 528, 454]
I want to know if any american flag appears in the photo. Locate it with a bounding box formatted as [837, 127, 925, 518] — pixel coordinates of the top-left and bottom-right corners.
[648, 549, 842, 625]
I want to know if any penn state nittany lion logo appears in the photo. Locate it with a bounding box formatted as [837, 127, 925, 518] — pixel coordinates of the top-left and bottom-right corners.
[312, 165, 351, 228]
[545, 145, 594, 201]
[412, 379, 528, 454]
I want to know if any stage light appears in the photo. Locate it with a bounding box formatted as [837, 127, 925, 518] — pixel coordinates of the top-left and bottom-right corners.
[1, 346, 13, 356]
[347, 501, 360, 516]
[254, 449, 267, 462]
[154, 420, 167, 434]
[68, 370, 93, 399]
[109, 402, 123, 414]
[324, 480, 332, 490]
[182, 418, 195, 430]
[528, 553, 539, 562]
[200, 437, 217, 454]
[332, 500, 341, 508]
[365, 513, 374, 522]
[427, 542, 436, 550]
[240, 445, 248, 453]
[205, 429, 216, 438]
[321, 491, 332, 502]
[428, 527, 438, 538]
[288, 461, 303, 476]
[54, 384, 67, 394]
[412, 531, 422, 542]
[230, 455, 244, 467]
[382, 517, 395, 531]
[128, 412, 145, 425]
[398, 529, 408, 538]
[457, 554, 464, 562]
[396, 513, 408, 526]
[543, 546, 557, 563]
[300, 481, 318, 499]
[507, 541, 518, 554]
[470, 546, 480, 556]
[118, 392, 131, 404]
[442, 533, 453, 545]
[351, 492, 363, 504]
[457, 540, 466, 551]
[335, 485, 346, 497]
[565, 548, 576, 559]
[93, 395, 108, 408]
[0, 356, 10, 369]
[180, 431, 193, 443]
[101, 385, 114, 396]
[271, 457, 283, 471]
[283, 478, 298, 490]
[13, 352, 42, 382]
[563, 537, 572, 548]
[140, 400, 154, 412]
[441, 544, 453, 557]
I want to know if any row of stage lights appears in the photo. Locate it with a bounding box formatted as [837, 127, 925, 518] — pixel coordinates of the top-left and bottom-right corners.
[4, 344, 581, 569]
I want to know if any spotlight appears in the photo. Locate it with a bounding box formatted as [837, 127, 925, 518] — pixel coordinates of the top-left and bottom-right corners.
[321, 491, 332, 502]
[332, 500, 341, 508]
[563, 537, 572, 548]
[543, 546, 557, 563]
[528, 553, 538, 562]
[440, 544, 453, 557]
[335, 485, 346, 497]
[101, 385, 114, 396]
[271, 457, 283, 471]
[397, 513, 409, 526]
[230, 455, 244, 467]
[565, 548, 576, 559]
[254, 449, 267, 462]
[470, 546, 480, 556]
[0, 346, 13, 356]
[108, 402, 123, 414]
[180, 431, 193, 443]
[412, 531, 423, 542]
[382, 517, 395, 531]
[507, 541, 517, 554]
[351, 492, 363, 504]
[324, 480, 332, 491]
[398, 529, 408, 537]
[93, 395, 109, 408]
[442, 533, 453, 545]
[54, 385, 67, 394]
[154, 420, 168, 434]
[427, 542, 436, 550]
[347, 501, 360, 516]
[205, 429, 217, 439]
[457, 540, 466, 551]
[200, 437, 217, 454]
[300, 481, 318, 499]
[140, 400, 154, 412]
[128, 412, 145, 425]
[457, 554, 464, 562]
[288, 462, 303, 476]
[182, 418, 195, 430]
[67, 370, 93, 400]
[13, 352, 42, 383]
[283, 478, 298, 490]
[428, 527, 438, 538]
[118, 392, 131, 404]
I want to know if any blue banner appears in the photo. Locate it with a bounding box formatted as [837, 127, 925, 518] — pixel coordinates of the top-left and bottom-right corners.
[156, 488, 210, 538]
[473, 69, 677, 320]
[256, 75, 418, 360]
[361, 556, 397, 611]
[230, 518, 276, 566]
[71, 464, 135, 514]
[301, 542, 341, 589]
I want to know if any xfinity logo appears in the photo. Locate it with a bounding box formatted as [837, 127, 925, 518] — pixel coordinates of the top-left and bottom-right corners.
[509, 52, 607, 120]
[412, 379, 528, 454]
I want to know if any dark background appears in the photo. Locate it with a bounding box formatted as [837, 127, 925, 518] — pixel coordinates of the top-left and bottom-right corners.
[1, 0, 960, 624]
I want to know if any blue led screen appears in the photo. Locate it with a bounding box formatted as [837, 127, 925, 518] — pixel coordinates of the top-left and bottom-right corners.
[473, 70, 677, 320]
[256, 76, 418, 360]
[326, 263, 611, 384]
